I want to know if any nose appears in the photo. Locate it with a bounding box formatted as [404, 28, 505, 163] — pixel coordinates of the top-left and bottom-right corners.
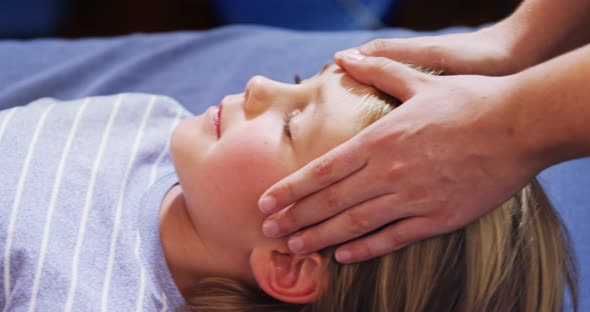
[243, 75, 290, 118]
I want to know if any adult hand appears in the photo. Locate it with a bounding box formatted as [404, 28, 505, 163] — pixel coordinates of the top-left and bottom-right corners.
[353, 27, 524, 76]
[258, 55, 543, 263]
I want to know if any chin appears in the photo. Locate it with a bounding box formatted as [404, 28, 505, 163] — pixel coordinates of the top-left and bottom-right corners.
[170, 117, 204, 172]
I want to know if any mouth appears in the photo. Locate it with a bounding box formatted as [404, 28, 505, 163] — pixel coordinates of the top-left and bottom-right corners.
[208, 103, 223, 140]
[215, 103, 223, 140]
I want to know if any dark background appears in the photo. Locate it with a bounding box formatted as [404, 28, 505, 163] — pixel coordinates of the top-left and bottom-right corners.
[57, 0, 522, 38]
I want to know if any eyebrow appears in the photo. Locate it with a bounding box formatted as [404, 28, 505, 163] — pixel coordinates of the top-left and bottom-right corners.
[298, 62, 333, 85]
[318, 62, 333, 76]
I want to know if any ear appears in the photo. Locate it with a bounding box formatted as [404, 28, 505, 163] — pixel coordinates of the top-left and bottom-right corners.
[250, 246, 325, 304]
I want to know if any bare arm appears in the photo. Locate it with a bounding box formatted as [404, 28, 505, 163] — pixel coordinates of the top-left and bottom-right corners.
[511, 43, 590, 167]
[495, 0, 590, 71]
[351, 0, 590, 76]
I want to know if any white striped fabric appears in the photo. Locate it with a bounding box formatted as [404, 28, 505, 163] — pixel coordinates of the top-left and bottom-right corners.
[0, 94, 192, 311]
[4, 103, 55, 304]
[29, 99, 89, 312]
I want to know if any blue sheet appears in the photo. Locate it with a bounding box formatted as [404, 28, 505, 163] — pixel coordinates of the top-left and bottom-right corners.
[0, 25, 587, 310]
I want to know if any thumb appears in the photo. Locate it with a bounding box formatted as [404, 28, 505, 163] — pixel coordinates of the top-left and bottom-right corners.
[334, 50, 424, 101]
[359, 38, 421, 60]
[358, 37, 436, 67]
[358, 38, 447, 73]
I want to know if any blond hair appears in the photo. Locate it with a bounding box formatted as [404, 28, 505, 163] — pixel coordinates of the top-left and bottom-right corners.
[186, 68, 578, 312]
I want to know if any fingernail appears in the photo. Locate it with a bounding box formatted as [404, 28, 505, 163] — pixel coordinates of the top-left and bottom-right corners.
[259, 196, 276, 213]
[335, 49, 365, 61]
[288, 237, 305, 253]
[335, 250, 352, 263]
[262, 220, 280, 238]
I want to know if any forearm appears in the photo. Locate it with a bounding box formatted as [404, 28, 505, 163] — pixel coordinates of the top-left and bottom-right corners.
[510, 43, 590, 168]
[490, 0, 590, 71]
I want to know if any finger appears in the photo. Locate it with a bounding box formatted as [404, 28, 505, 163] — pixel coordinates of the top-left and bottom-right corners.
[285, 193, 415, 254]
[263, 167, 387, 239]
[357, 38, 430, 63]
[358, 38, 452, 73]
[358, 38, 410, 57]
[334, 53, 425, 101]
[258, 135, 368, 214]
[334, 217, 439, 263]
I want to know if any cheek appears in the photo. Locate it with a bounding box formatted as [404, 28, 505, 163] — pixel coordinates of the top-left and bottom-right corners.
[172, 117, 287, 201]
[208, 133, 285, 201]
[182, 122, 293, 245]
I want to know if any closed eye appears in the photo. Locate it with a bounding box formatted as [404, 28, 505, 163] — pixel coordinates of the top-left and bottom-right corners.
[283, 109, 300, 139]
[282, 74, 304, 139]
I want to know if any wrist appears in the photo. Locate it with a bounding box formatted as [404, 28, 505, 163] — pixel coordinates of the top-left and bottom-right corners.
[484, 74, 550, 173]
[475, 21, 536, 76]
[506, 63, 590, 171]
[500, 74, 551, 171]
[486, 18, 545, 74]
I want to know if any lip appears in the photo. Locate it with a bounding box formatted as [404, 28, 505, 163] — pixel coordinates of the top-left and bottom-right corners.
[208, 103, 223, 139]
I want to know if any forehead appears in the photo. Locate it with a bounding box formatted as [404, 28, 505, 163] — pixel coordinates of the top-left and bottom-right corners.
[313, 63, 376, 98]
[295, 65, 370, 165]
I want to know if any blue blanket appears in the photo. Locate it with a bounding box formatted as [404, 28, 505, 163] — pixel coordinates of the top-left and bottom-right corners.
[0, 25, 587, 311]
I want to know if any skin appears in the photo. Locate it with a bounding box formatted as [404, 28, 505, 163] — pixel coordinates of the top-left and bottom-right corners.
[257, 0, 590, 264]
[158, 64, 375, 302]
[336, 0, 590, 77]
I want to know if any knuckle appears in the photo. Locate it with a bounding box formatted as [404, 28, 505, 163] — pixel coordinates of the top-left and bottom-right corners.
[301, 229, 323, 251]
[384, 164, 397, 181]
[374, 59, 393, 77]
[344, 209, 372, 237]
[277, 180, 298, 203]
[384, 227, 405, 249]
[424, 43, 443, 58]
[434, 207, 459, 231]
[323, 187, 342, 210]
[340, 146, 360, 167]
[366, 39, 390, 53]
[313, 156, 334, 179]
[365, 133, 390, 155]
[406, 184, 430, 202]
[355, 240, 375, 261]
[384, 162, 407, 182]
[424, 44, 446, 68]
[414, 71, 432, 86]
[280, 207, 301, 233]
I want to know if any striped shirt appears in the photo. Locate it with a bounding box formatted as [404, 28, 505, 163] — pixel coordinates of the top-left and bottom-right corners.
[0, 94, 192, 311]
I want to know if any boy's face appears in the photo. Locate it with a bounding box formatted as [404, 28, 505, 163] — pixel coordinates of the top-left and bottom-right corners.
[170, 64, 375, 266]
